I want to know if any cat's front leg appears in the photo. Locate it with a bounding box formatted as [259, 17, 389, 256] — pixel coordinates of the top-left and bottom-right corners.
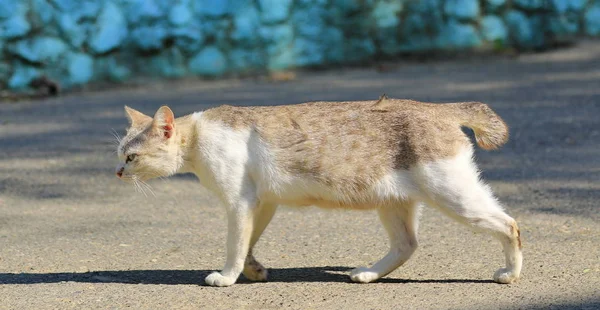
[242, 203, 277, 281]
[205, 197, 256, 287]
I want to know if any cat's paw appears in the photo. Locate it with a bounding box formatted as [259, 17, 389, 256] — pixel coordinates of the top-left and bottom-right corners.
[493, 268, 519, 284]
[350, 267, 379, 283]
[243, 259, 268, 281]
[205, 272, 237, 287]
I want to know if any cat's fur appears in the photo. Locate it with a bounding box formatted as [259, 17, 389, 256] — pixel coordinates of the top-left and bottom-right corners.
[116, 97, 522, 287]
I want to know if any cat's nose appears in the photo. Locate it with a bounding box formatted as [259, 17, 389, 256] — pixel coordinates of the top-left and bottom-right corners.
[116, 167, 124, 178]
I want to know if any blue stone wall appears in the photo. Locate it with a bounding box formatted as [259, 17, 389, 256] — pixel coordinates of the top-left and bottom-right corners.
[1, 0, 599, 91]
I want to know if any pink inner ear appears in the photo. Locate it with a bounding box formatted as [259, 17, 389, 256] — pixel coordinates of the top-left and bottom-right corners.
[163, 125, 173, 138]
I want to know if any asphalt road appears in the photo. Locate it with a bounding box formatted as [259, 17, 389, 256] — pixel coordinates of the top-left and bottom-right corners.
[1, 42, 599, 310]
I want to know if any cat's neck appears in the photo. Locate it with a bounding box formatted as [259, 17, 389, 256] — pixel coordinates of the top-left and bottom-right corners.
[174, 114, 197, 173]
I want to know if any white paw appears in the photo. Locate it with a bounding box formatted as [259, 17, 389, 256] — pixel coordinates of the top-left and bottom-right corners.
[493, 268, 519, 284]
[350, 267, 379, 283]
[204, 272, 237, 287]
[243, 261, 268, 281]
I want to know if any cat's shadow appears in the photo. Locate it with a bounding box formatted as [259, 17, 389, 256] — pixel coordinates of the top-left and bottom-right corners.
[0, 266, 493, 285]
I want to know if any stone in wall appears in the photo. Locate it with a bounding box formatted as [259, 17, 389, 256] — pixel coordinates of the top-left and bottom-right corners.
[332, 0, 363, 14]
[546, 0, 588, 42]
[194, 0, 231, 17]
[268, 46, 294, 71]
[505, 10, 535, 48]
[549, 14, 580, 41]
[444, 0, 480, 21]
[8, 63, 39, 89]
[0, 0, 20, 18]
[189, 46, 227, 76]
[95, 55, 132, 82]
[131, 24, 169, 51]
[398, 0, 444, 52]
[171, 20, 205, 54]
[514, 0, 545, 11]
[57, 14, 87, 49]
[30, 0, 54, 28]
[169, 2, 193, 26]
[372, 0, 403, 55]
[260, 23, 294, 57]
[201, 19, 232, 48]
[481, 15, 508, 43]
[322, 27, 345, 64]
[89, 1, 128, 54]
[229, 48, 265, 73]
[485, 0, 506, 13]
[527, 14, 547, 48]
[331, 0, 374, 37]
[550, 0, 588, 13]
[293, 6, 327, 38]
[68, 53, 94, 85]
[291, 5, 331, 66]
[436, 21, 481, 49]
[343, 38, 376, 63]
[585, 3, 600, 36]
[232, 4, 261, 47]
[0, 62, 10, 85]
[52, 0, 100, 20]
[11, 37, 67, 63]
[0, 15, 30, 39]
[292, 38, 324, 67]
[258, 0, 293, 24]
[126, 0, 163, 25]
[0, 2, 30, 39]
[51, 0, 77, 12]
[373, 0, 403, 28]
[146, 47, 188, 78]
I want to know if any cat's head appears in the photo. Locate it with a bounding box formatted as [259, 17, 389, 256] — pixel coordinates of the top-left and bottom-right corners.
[115, 106, 181, 182]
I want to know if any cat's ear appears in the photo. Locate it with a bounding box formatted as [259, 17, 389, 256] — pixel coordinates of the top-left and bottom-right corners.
[153, 106, 175, 139]
[124, 106, 152, 127]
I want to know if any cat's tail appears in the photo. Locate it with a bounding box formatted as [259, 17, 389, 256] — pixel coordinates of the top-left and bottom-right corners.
[451, 102, 509, 150]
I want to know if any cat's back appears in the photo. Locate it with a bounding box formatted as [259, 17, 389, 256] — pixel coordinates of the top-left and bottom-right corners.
[199, 99, 438, 130]
[199, 99, 467, 170]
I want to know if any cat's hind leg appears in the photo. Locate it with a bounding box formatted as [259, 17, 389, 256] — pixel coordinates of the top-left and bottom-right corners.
[350, 201, 420, 283]
[243, 203, 277, 281]
[418, 151, 523, 284]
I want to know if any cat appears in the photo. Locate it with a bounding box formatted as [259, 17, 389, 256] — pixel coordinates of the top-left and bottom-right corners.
[115, 96, 522, 287]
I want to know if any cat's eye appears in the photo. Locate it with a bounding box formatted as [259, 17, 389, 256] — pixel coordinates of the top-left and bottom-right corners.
[126, 154, 137, 163]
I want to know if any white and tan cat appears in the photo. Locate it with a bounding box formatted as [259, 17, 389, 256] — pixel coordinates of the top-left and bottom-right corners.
[115, 97, 522, 287]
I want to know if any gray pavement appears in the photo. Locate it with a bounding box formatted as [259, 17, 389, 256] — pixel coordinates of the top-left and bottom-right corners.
[1, 41, 599, 309]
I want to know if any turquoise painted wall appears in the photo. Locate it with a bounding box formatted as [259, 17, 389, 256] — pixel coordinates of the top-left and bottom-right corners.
[1, 0, 599, 90]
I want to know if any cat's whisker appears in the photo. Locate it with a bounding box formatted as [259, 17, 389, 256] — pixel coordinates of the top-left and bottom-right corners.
[110, 128, 122, 143]
[137, 181, 149, 197]
[99, 139, 121, 148]
[136, 175, 155, 197]
[131, 176, 148, 197]
[132, 180, 140, 194]
[131, 183, 139, 194]
[104, 148, 119, 156]
[137, 179, 149, 198]
[138, 179, 156, 197]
